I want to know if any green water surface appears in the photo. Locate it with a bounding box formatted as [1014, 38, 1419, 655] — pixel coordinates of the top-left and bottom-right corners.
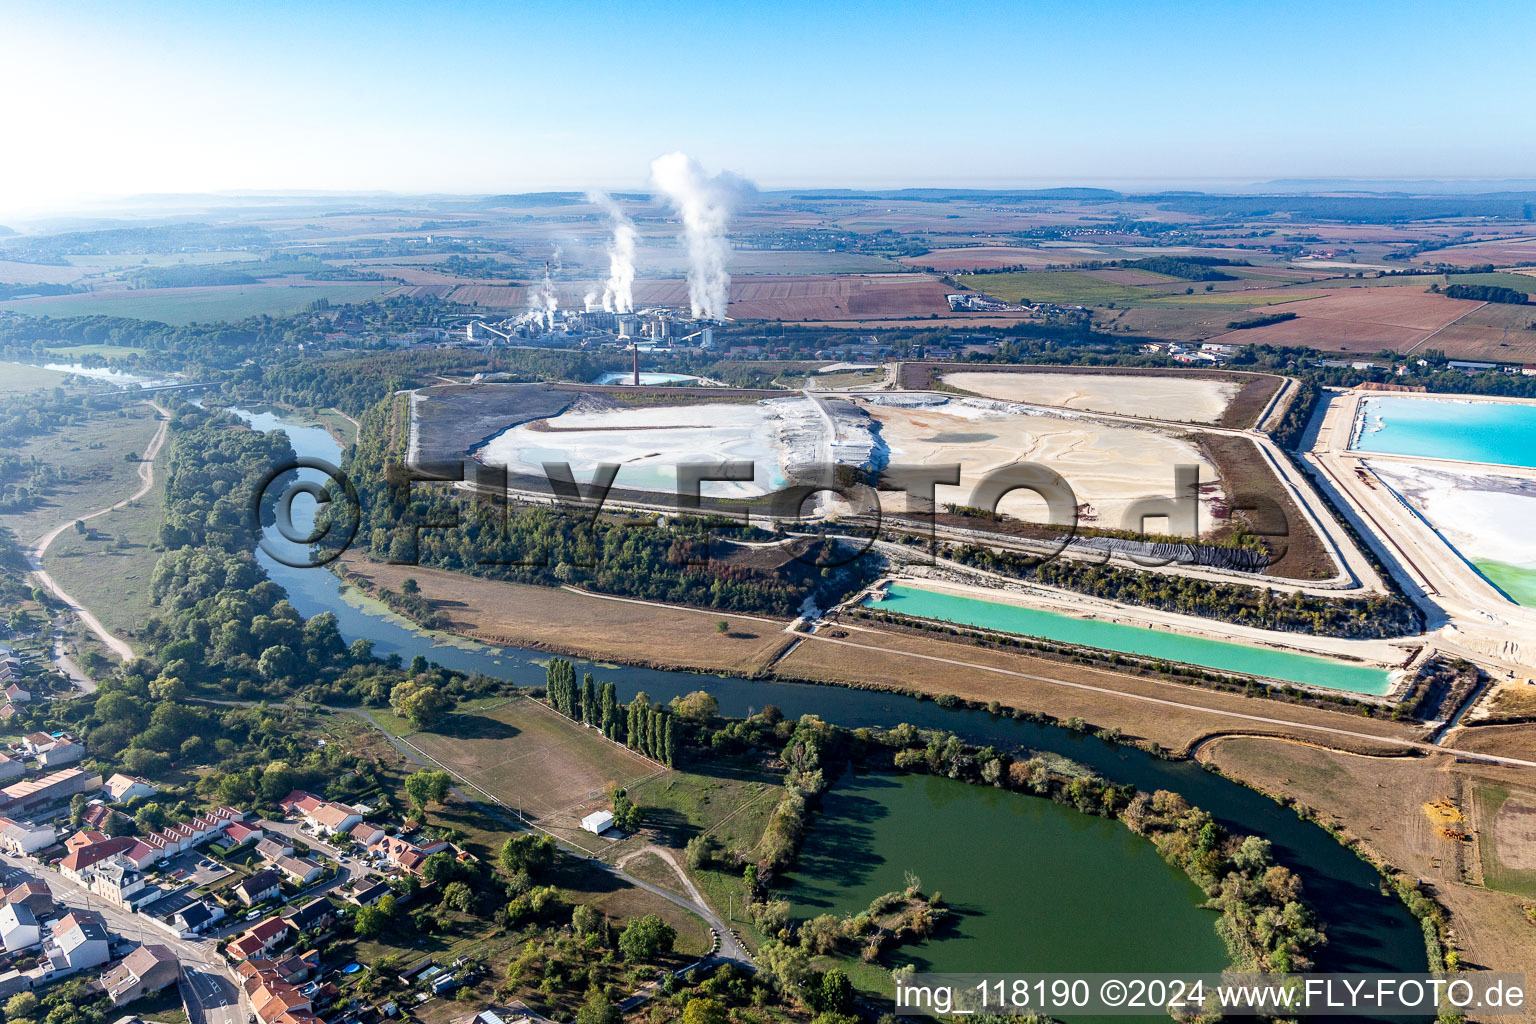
[870, 585, 1391, 694]
[784, 771, 1229, 976]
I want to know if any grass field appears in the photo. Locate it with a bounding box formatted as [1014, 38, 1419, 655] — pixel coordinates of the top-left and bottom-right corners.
[0, 362, 74, 393]
[2, 404, 163, 547]
[0, 282, 394, 324]
[959, 270, 1177, 305]
[1143, 290, 1326, 307]
[40, 343, 148, 359]
[40, 447, 166, 639]
[623, 756, 786, 950]
[405, 697, 660, 822]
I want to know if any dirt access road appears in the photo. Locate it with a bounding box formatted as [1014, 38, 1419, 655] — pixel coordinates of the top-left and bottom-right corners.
[27, 400, 169, 663]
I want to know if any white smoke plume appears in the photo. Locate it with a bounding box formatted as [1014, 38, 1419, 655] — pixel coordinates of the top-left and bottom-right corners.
[587, 190, 637, 314]
[649, 153, 755, 321]
[529, 249, 559, 330]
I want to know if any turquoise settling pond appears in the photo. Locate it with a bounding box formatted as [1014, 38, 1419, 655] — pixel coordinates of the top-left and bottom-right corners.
[1352, 396, 1536, 469]
[869, 585, 1392, 695]
[784, 772, 1228, 973]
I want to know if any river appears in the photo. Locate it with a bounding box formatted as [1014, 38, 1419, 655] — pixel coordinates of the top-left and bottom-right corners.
[234, 404, 1428, 982]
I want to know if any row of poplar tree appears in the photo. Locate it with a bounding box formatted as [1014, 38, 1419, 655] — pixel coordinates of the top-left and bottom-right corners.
[545, 658, 677, 766]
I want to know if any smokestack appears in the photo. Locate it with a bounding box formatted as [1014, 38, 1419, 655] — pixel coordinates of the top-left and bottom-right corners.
[632, 342, 640, 386]
[587, 191, 637, 314]
[649, 153, 755, 321]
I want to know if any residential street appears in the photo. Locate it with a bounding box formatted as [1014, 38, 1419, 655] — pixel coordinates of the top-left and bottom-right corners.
[0, 853, 242, 1024]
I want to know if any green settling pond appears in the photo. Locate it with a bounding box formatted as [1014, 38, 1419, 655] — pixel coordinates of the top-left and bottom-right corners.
[784, 771, 1228, 974]
[868, 585, 1392, 695]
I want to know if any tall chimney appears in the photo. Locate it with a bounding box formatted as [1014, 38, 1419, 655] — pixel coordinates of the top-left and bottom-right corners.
[632, 342, 639, 386]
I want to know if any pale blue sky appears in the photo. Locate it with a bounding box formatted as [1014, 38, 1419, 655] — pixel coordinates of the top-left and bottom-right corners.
[4, 0, 1534, 215]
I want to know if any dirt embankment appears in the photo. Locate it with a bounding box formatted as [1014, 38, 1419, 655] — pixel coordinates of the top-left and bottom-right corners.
[336, 552, 795, 677]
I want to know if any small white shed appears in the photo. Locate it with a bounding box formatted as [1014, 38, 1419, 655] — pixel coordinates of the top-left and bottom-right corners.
[581, 810, 615, 835]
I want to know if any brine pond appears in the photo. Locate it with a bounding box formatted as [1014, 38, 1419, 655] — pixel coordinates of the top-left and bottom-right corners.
[1352, 395, 1536, 469]
[870, 584, 1392, 695]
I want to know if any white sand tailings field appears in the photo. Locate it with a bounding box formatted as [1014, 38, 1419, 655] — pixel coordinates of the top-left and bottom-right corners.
[477, 397, 883, 500]
[860, 395, 1226, 534]
[479, 401, 790, 498]
[1368, 461, 1536, 603]
[941, 371, 1239, 423]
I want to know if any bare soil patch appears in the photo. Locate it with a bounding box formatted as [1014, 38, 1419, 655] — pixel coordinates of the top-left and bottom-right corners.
[1196, 432, 1334, 580]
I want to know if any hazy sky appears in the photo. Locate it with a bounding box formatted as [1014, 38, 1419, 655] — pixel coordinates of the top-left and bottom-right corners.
[4, 0, 1534, 217]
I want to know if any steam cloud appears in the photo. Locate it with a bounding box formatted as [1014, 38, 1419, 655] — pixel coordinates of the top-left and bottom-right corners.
[649, 153, 755, 321]
[587, 190, 636, 314]
[529, 246, 561, 329]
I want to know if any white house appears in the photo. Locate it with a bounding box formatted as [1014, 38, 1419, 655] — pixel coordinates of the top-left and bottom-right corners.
[103, 775, 158, 803]
[43, 912, 110, 977]
[580, 811, 614, 835]
[0, 817, 56, 855]
[0, 902, 39, 952]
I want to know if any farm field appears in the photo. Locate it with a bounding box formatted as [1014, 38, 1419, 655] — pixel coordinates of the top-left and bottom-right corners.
[901, 246, 1070, 270]
[957, 270, 1174, 305]
[939, 369, 1238, 423]
[1474, 785, 1536, 899]
[1205, 287, 1491, 355]
[1314, 272, 1536, 296]
[1409, 236, 1536, 266]
[0, 281, 396, 323]
[0, 260, 90, 285]
[37, 343, 149, 360]
[1142, 289, 1326, 307]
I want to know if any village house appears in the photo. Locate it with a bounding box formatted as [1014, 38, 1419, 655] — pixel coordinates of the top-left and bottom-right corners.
[41, 911, 110, 977]
[255, 837, 294, 863]
[99, 944, 180, 1006]
[103, 775, 158, 803]
[4, 881, 53, 918]
[170, 901, 224, 936]
[0, 817, 56, 855]
[58, 836, 135, 885]
[274, 856, 323, 886]
[0, 902, 39, 952]
[234, 868, 283, 906]
[279, 792, 361, 836]
[225, 916, 290, 962]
